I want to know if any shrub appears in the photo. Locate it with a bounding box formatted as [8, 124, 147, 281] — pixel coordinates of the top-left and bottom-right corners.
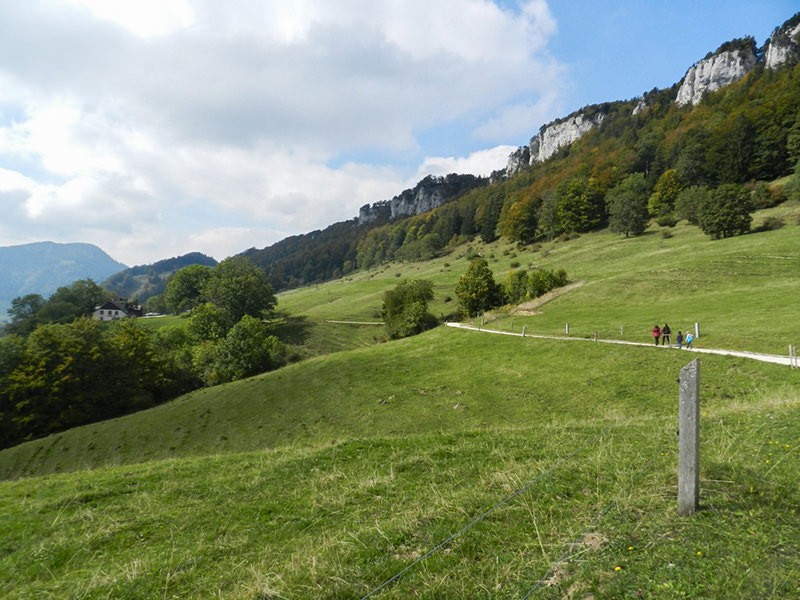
[382, 279, 437, 339]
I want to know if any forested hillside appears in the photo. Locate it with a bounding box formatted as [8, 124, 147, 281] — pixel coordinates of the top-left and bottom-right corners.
[102, 252, 218, 307]
[240, 35, 800, 290]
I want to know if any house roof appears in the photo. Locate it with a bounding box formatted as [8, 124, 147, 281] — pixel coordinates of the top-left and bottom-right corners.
[94, 301, 128, 312]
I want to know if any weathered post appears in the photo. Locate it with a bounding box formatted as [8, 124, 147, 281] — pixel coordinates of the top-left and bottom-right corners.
[522, 325, 526, 337]
[694, 322, 700, 338]
[678, 359, 700, 516]
[565, 323, 569, 335]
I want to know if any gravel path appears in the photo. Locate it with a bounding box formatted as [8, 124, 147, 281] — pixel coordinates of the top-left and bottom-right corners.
[445, 322, 798, 368]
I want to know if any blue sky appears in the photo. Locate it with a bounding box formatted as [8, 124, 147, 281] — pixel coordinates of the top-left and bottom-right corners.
[0, 1, 796, 265]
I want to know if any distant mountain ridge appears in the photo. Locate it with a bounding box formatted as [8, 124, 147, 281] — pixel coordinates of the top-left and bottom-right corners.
[102, 252, 218, 303]
[0, 242, 127, 320]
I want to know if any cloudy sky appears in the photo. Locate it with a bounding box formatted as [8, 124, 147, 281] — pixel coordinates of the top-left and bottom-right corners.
[0, 0, 796, 266]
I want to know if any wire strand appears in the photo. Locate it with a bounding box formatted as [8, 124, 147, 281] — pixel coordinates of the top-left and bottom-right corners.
[359, 446, 585, 599]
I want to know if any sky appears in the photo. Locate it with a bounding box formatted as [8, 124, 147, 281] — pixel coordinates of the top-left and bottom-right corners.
[0, 1, 796, 266]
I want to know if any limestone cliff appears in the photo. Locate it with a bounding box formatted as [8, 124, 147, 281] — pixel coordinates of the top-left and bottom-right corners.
[764, 15, 800, 69]
[358, 173, 487, 224]
[506, 110, 605, 175]
[675, 38, 758, 106]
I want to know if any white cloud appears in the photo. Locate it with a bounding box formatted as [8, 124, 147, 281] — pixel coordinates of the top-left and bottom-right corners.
[416, 145, 517, 180]
[67, 0, 195, 38]
[0, 1, 565, 265]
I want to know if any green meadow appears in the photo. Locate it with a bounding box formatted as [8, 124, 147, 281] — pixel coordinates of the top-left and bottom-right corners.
[2, 206, 800, 598]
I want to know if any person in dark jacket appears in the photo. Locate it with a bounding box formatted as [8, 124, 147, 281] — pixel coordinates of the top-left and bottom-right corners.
[676, 331, 684, 349]
[661, 323, 671, 346]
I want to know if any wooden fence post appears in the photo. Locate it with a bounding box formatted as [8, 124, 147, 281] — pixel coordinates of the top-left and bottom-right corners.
[678, 359, 700, 516]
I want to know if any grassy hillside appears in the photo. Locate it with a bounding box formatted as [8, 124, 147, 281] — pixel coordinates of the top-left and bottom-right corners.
[2, 207, 800, 598]
[279, 201, 800, 355]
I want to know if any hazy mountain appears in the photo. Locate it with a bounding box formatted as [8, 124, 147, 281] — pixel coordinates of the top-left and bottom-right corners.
[0, 242, 127, 321]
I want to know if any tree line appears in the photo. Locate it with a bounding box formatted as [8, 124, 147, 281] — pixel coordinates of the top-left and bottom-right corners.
[0, 257, 285, 449]
[383, 260, 569, 339]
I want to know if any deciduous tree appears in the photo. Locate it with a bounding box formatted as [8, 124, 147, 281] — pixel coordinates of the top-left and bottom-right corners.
[606, 172, 650, 237]
[697, 184, 753, 239]
[382, 279, 436, 339]
[164, 264, 213, 313]
[455, 258, 501, 317]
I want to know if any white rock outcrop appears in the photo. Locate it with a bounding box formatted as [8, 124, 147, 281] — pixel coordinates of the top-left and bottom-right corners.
[765, 21, 800, 69]
[632, 97, 649, 116]
[675, 48, 757, 106]
[358, 174, 486, 224]
[506, 111, 604, 174]
[531, 113, 605, 163]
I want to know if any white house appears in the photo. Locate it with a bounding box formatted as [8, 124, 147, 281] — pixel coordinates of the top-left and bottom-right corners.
[92, 301, 129, 321]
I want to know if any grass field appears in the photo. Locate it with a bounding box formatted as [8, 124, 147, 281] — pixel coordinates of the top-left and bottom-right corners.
[2, 207, 800, 598]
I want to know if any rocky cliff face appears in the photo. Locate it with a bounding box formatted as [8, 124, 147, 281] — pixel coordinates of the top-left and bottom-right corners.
[506, 110, 605, 175]
[765, 16, 800, 69]
[531, 113, 605, 163]
[358, 173, 487, 224]
[502, 14, 800, 177]
[675, 39, 758, 106]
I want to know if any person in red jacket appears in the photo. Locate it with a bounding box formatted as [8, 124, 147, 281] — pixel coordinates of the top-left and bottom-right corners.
[651, 324, 661, 345]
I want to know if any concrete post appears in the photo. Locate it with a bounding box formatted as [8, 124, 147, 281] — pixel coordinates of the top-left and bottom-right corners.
[678, 359, 700, 516]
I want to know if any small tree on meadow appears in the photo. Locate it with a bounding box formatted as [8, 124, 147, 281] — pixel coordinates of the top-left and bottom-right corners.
[455, 258, 501, 317]
[382, 279, 436, 339]
[697, 183, 753, 239]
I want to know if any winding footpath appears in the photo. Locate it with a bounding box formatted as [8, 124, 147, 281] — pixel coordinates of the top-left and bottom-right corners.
[445, 322, 798, 368]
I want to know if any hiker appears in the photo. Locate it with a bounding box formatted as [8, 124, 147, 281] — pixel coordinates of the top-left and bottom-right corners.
[661, 323, 671, 346]
[685, 331, 694, 349]
[651, 324, 661, 345]
[676, 331, 684, 349]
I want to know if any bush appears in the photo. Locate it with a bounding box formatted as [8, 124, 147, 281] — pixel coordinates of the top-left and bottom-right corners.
[382, 279, 437, 339]
[751, 182, 785, 209]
